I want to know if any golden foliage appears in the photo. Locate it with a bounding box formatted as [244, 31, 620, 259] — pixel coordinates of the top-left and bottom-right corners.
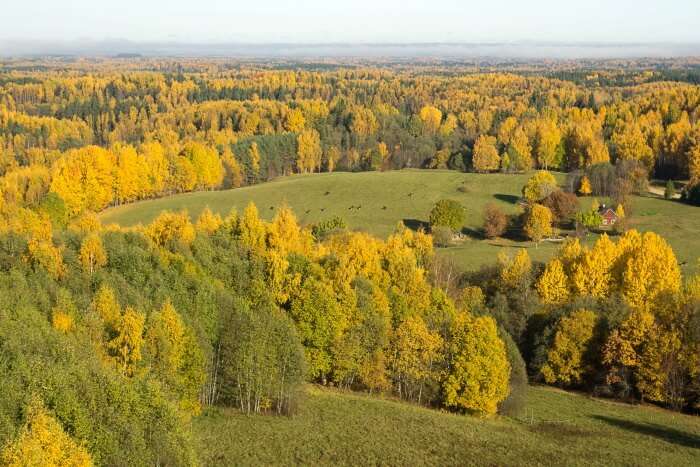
[524, 204, 553, 243]
[570, 234, 618, 298]
[195, 207, 223, 235]
[26, 237, 65, 279]
[237, 202, 267, 253]
[419, 106, 443, 134]
[620, 231, 681, 310]
[107, 306, 145, 377]
[296, 129, 322, 173]
[536, 259, 570, 305]
[499, 249, 532, 290]
[389, 315, 443, 403]
[284, 107, 306, 132]
[50, 146, 114, 215]
[145, 210, 196, 248]
[472, 135, 500, 172]
[522, 171, 557, 203]
[541, 309, 597, 385]
[443, 313, 510, 415]
[578, 176, 592, 195]
[1, 398, 93, 467]
[79, 234, 107, 274]
[51, 310, 73, 334]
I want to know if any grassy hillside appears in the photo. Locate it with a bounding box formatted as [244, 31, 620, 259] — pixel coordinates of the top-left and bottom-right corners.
[100, 170, 700, 274]
[194, 385, 700, 466]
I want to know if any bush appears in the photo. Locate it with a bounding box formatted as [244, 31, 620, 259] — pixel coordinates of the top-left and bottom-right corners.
[311, 216, 347, 240]
[482, 203, 507, 238]
[575, 209, 602, 232]
[498, 329, 527, 417]
[682, 181, 700, 206]
[432, 226, 454, 247]
[429, 199, 465, 232]
[542, 190, 579, 223]
[665, 180, 676, 200]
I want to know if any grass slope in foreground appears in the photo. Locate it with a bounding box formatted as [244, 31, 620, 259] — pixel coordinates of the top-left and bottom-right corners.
[100, 170, 700, 274]
[195, 385, 700, 466]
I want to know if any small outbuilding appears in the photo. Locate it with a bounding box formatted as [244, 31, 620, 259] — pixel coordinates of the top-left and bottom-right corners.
[598, 204, 619, 226]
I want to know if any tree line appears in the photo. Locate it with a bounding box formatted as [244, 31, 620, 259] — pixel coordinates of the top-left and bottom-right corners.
[2, 61, 700, 217]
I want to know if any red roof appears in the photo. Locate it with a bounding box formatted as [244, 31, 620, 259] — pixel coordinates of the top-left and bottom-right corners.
[601, 208, 618, 219]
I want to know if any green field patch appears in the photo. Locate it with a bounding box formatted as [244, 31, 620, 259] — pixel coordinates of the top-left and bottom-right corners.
[101, 170, 700, 275]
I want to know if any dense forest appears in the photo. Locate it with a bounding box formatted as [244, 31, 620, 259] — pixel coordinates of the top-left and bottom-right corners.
[0, 58, 699, 465]
[2, 57, 700, 215]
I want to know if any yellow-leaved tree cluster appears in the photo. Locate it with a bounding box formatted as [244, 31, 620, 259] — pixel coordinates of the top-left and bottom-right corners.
[534, 232, 699, 407]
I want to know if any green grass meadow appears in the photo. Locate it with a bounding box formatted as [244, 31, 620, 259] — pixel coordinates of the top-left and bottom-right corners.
[194, 385, 700, 466]
[101, 169, 700, 275]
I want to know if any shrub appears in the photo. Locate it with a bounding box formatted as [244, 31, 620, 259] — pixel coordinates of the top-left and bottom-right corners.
[682, 181, 700, 206]
[429, 199, 465, 232]
[482, 203, 507, 238]
[431, 226, 454, 247]
[311, 216, 347, 240]
[542, 190, 579, 223]
[575, 209, 603, 232]
[665, 180, 676, 200]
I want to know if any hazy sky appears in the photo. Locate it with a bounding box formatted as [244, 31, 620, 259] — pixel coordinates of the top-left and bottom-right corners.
[4, 0, 700, 43]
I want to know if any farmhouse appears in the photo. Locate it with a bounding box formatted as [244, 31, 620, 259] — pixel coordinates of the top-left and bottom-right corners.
[598, 204, 619, 226]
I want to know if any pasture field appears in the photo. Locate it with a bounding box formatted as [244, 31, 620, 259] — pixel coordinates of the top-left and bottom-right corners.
[194, 384, 700, 466]
[100, 170, 700, 274]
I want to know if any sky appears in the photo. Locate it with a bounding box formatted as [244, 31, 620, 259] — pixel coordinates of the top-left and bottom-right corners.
[3, 0, 700, 44]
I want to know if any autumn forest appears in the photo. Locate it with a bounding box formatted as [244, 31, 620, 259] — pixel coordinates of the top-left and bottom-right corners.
[0, 56, 699, 465]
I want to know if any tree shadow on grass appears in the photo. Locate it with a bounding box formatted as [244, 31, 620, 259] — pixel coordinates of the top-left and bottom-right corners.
[592, 415, 700, 449]
[402, 219, 430, 232]
[460, 227, 483, 239]
[494, 194, 520, 204]
[402, 220, 486, 240]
